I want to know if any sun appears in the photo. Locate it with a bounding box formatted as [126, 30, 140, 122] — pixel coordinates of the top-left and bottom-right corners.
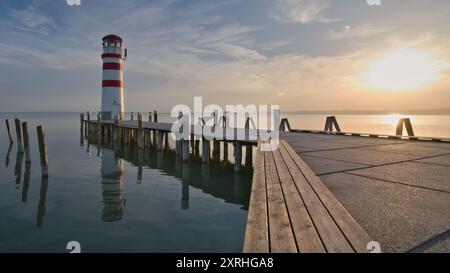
[362, 49, 441, 91]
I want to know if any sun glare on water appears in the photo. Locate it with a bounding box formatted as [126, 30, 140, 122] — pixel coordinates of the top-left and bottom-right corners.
[363, 49, 441, 91]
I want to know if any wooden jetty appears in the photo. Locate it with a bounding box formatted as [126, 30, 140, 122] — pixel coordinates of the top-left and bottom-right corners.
[82, 113, 450, 253]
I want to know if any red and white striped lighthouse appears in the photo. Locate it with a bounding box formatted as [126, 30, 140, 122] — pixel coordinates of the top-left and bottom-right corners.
[101, 34, 127, 120]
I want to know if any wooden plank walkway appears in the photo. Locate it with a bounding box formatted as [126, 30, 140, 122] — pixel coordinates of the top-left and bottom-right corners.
[243, 140, 372, 253]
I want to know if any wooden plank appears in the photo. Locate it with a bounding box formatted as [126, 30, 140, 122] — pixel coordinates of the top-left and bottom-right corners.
[265, 151, 297, 253]
[281, 140, 371, 253]
[277, 142, 354, 253]
[243, 147, 269, 253]
[272, 148, 326, 253]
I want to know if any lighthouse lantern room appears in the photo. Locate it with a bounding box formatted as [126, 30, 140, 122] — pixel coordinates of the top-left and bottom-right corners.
[101, 34, 126, 120]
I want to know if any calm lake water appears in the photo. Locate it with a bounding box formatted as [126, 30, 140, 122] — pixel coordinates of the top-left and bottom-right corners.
[1, 112, 449, 253]
[0, 112, 252, 253]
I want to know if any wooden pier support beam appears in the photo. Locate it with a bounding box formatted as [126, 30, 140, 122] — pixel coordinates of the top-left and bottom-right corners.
[202, 139, 210, 163]
[137, 113, 144, 149]
[80, 113, 84, 128]
[245, 145, 253, 168]
[124, 128, 129, 144]
[182, 139, 190, 162]
[156, 131, 164, 151]
[36, 126, 49, 177]
[234, 141, 242, 173]
[213, 141, 220, 161]
[22, 122, 31, 163]
[176, 140, 181, 155]
[5, 119, 14, 144]
[113, 116, 119, 143]
[223, 142, 229, 162]
[148, 112, 152, 122]
[153, 111, 158, 123]
[14, 119, 24, 153]
[86, 111, 90, 135]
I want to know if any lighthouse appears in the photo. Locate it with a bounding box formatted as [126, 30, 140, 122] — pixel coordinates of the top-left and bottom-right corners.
[101, 34, 126, 120]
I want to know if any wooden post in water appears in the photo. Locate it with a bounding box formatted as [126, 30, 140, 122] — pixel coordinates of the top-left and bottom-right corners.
[131, 112, 134, 121]
[86, 111, 90, 135]
[80, 113, 84, 129]
[148, 112, 152, 122]
[223, 142, 229, 162]
[245, 145, 253, 168]
[164, 132, 170, 151]
[5, 119, 14, 144]
[156, 131, 164, 151]
[182, 139, 190, 162]
[176, 140, 181, 155]
[213, 141, 220, 161]
[137, 113, 144, 149]
[22, 122, 31, 163]
[153, 111, 158, 122]
[14, 119, 24, 153]
[36, 126, 49, 177]
[202, 138, 210, 163]
[113, 116, 119, 142]
[234, 141, 242, 173]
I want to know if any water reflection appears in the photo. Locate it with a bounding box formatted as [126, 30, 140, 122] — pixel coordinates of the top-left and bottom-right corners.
[36, 177, 49, 227]
[86, 133, 252, 222]
[100, 148, 125, 222]
[14, 150, 24, 189]
[21, 161, 31, 202]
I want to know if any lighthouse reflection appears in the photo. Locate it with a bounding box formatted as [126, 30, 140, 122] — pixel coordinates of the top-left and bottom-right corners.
[86, 134, 252, 222]
[100, 148, 125, 222]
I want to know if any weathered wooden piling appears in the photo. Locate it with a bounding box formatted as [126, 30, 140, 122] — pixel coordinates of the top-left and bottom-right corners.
[153, 111, 158, 122]
[156, 131, 164, 151]
[223, 142, 229, 162]
[202, 138, 210, 163]
[22, 122, 31, 163]
[176, 140, 181, 155]
[131, 112, 134, 121]
[86, 111, 90, 134]
[80, 113, 84, 128]
[36, 126, 49, 177]
[5, 144, 13, 167]
[5, 119, 14, 144]
[164, 132, 170, 151]
[148, 112, 152, 122]
[213, 141, 220, 161]
[14, 119, 24, 153]
[137, 113, 144, 149]
[234, 141, 242, 172]
[245, 145, 253, 168]
[182, 139, 190, 162]
[113, 116, 119, 142]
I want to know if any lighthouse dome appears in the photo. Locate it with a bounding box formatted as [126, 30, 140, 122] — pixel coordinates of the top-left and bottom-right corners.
[102, 34, 123, 42]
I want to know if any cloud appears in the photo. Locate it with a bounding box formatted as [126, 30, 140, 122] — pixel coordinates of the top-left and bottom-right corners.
[328, 24, 394, 39]
[8, 5, 55, 35]
[270, 0, 337, 24]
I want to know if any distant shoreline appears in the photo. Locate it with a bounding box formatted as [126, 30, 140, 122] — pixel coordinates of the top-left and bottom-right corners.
[1, 109, 450, 116]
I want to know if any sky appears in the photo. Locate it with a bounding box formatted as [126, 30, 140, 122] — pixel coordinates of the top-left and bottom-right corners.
[0, 0, 450, 112]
